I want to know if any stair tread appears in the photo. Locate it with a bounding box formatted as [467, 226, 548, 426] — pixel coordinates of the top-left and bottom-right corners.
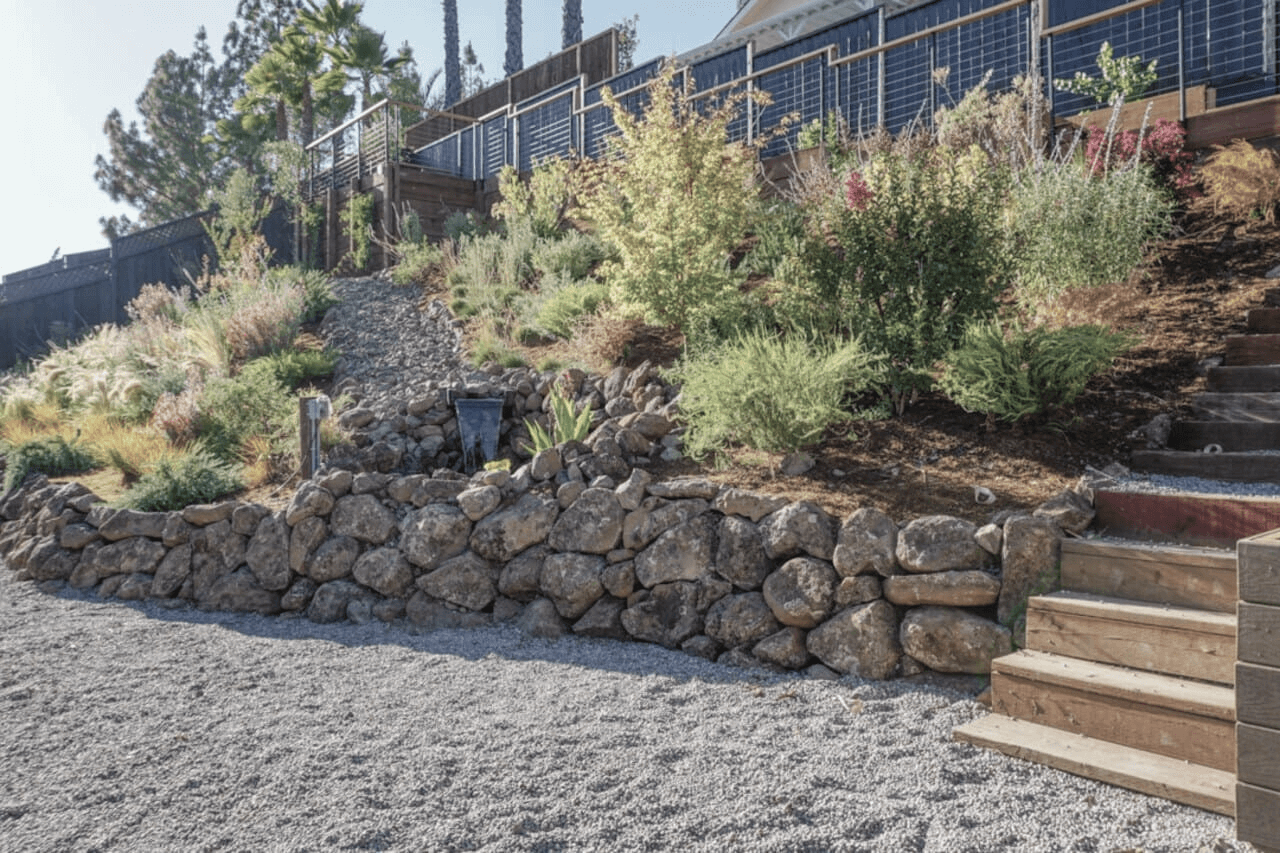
[1061, 538, 1236, 567]
[953, 715, 1235, 816]
[991, 650, 1235, 720]
[1130, 449, 1280, 482]
[1205, 365, 1280, 392]
[1032, 591, 1237, 634]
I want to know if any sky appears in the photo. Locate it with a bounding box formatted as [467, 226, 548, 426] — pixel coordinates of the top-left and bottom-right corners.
[0, 0, 732, 277]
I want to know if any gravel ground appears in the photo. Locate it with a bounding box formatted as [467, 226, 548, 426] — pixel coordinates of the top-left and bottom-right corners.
[0, 570, 1247, 853]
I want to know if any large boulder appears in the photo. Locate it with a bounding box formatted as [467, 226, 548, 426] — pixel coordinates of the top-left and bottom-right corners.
[539, 552, 606, 619]
[516, 597, 565, 639]
[457, 485, 503, 522]
[714, 516, 772, 591]
[470, 493, 559, 562]
[712, 488, 788, 523]
[547, 488, 624, 554]
[95, 509, 168, 542]
[895, 515, 984, 574]
[622, 499, 709, 551]
[572, 597, 627, 639]
[151, 543, 192, 598]
[289, 516, 328, 575]
[400, 504, 472, 571]
[1033, 489, 1094, 535]
[202, 567, 282, 615]
[703, 592, 781, 648]
[762, 557, 838, 628]
[418, 552, 497, 612]
[497, 545, 549, 602]
[998, 516, 1063, 634]
[329, 495, 397, 544]
[882, 570, 1001, 607]
[307, 535, 361, 583]
[634, 516, 716, 588]
[406, 592, 491, 631]
[753, 627, 810, 670]
[899, 606, 1012, 674]
[760, 501, 835, 561]
[352, 547, 414, 598]
[285, 481, 335, 526]
[308, 579, 366, 623]
[620, 582, 703, 648]
[24, 537, 81, 582]
[833, 507, 898, 577]
[245, 513, 291, 591]
[805, 600, 901, 680]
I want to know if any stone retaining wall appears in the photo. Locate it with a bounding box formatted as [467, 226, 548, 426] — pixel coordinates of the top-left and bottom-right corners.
[0, 452, 1095, 678]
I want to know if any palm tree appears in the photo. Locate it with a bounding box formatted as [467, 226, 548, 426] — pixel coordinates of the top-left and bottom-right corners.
[325, 24, 410, 115]
[562, 0, 582, 49]
[505, 0, 522, 78]
[444, 0, 460, 106]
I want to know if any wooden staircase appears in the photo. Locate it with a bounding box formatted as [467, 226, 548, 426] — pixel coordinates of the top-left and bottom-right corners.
[954, 537, 1238, 816]
[1135, 300, 1280, 481]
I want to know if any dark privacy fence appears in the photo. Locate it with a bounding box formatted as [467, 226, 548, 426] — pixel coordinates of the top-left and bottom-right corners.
[0, 206, 294, 370]
[409, 0, 1280, 178]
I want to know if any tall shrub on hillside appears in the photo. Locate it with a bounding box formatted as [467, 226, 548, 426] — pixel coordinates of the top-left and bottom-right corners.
[579, 63, 768, 334]
[802, 146, 1008, 410]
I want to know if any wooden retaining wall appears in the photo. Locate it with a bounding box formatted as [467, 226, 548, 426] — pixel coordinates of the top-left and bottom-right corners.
[1237, 529, 1280, 852]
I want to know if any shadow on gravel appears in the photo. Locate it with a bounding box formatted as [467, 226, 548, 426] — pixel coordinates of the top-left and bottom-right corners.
[39, 580, 988, 700]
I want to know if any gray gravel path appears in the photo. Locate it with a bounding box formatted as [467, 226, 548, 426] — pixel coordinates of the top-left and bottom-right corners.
[0, 570, 1247, 853]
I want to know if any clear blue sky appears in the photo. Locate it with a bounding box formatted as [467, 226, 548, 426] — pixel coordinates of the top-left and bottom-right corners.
[0, 0, 731, 276]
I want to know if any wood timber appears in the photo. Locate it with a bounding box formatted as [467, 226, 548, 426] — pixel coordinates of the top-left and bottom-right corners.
[1238, 529, 1280, 606]
[1187, 94, 1280, 150]
[1239, 723, 1280, 792]
[1129, 449, 1280, 483]
[1248, 308, 1280, 334]
[1226, 333, 1280, 366]
[1168, 421, 1280, 452]
[991, 650, 1235, 771]
[1059, 86, 1211, 135]
[1059, 538, 1236, 612]
[1190, 392, 1280, 421]
[1237, 662, 1280, 730]
[1238, 781, 1280, 851]
[1239, 603, 1280, 668]
[1094, 490, 1280, 547]
[1206, 365, 1280, 393]
[1024, 592, 1235, 685]
[953, 715, 1234, 816]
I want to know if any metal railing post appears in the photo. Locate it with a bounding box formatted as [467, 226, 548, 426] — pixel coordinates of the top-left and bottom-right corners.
[877, 7, 887, 127]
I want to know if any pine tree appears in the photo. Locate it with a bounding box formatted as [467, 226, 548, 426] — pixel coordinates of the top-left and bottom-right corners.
[562, 0, 582, 49]
[505, 0, 522, 77]
[443, 0, 460, 105]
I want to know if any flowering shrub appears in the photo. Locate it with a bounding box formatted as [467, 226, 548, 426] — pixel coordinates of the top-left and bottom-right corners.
[1055, 42, 1158, 107]
[1085, 119, 1195, 199]
[1200, 139, 1280, 224]
[150, 384, 201, 443]
[844, 171, 874, 211]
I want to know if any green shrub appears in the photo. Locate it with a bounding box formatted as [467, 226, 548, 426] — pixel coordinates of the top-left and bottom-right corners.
[3, 435, 98, 492]
[1005, 159, 1172, 304]
[263, 266, 337, 323]
[530, 230, 610, 280]
[669, 331, 882, 458]
[241, 349, 335, 390]
[535, 280, 611, 338]
[444, 210, 485, 242]
[391, 240, 444, 287]
[446, 226, 537, 312]
[803, 147, 1008, 407]
[579, 63, 763, 332]
[494, 160, 579, 240]
[938, 321, 1135, 423]
[196, 369, 295, 463]
[120, 445, 243, 511]
[743, 201, 808, 279]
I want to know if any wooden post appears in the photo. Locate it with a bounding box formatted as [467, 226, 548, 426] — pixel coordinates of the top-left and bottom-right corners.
[324, 186, 339, 272]
[1237, 529, 1280, 853]
[299, 396, 315, 480]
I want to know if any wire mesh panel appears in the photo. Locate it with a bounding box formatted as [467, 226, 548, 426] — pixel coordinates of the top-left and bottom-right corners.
[481, 115, 509, 178]
[413, 136, 461, 174]
[1201, 0, 1273, 105]
[519, 93, 576, 169]
[690, 46, 748, 92]
[459, 126, 476, 180]
[582, 60, 661, 158]
[834, 54, 883, 134]
[883, 37, 935, 131]
[933, 2, 1030, 106]
[756, 56, 826, 158]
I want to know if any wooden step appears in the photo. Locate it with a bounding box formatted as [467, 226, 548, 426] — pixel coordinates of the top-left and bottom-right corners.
[1226, 333, 1280, 366]
[1095, 489, 1280, 547]
[953, 715, 1234, 816]
[1131, 449, 1280, 482]
[1248, 307, 1280, 333]
[1191, 391, 1280, 420]
[1206, 365, 1280, 392]
[991, 650, 1236, 771]
[1060, 538, 1237, 612]
[1026, 591, 1236, 684]
[1168, 421, 1280, 451]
